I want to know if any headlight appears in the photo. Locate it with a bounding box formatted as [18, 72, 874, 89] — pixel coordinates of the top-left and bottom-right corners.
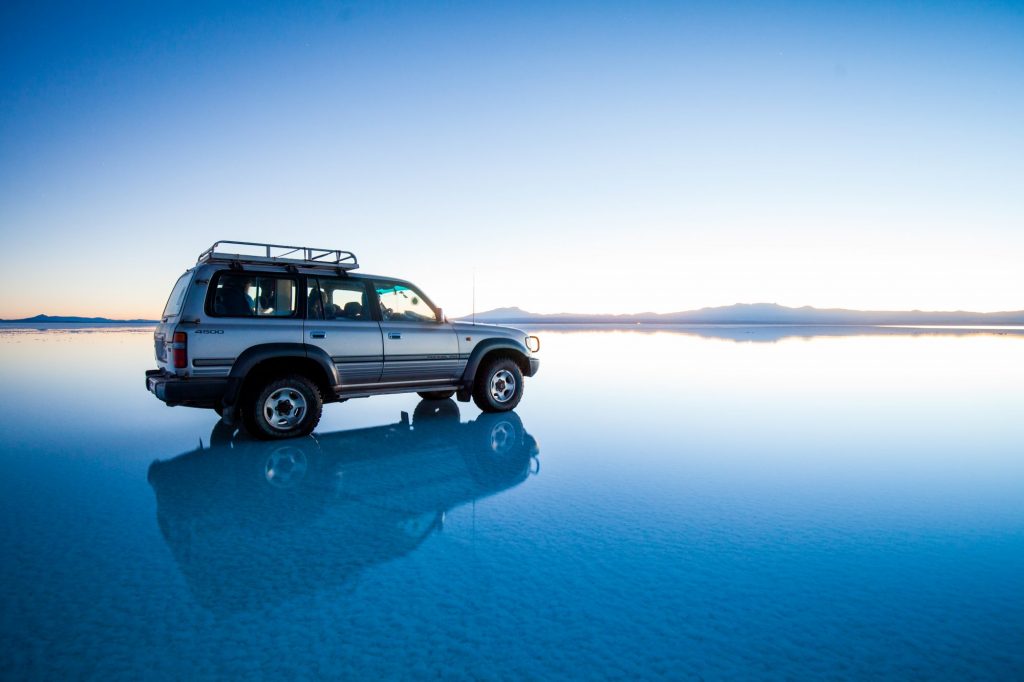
[525, 335, 540, 352]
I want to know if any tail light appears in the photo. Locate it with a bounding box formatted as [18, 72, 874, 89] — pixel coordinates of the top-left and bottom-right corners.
[172, 331, 188, 369]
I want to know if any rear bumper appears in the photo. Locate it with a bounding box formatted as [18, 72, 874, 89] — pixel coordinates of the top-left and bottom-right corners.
[146, 369, 227, 407]
[526, 358, 540, 377]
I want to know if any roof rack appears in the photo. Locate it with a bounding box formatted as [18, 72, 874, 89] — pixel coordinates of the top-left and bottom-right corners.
[197, 240, 359, 271]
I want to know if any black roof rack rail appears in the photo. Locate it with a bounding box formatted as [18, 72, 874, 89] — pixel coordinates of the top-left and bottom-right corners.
[197, 240, 359, 271]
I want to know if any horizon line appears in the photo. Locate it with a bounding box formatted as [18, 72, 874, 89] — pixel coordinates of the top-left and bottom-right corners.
[5, 301, 1024, 324]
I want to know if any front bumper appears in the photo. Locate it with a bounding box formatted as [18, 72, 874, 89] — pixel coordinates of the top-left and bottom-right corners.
[146, 369, 227, 407]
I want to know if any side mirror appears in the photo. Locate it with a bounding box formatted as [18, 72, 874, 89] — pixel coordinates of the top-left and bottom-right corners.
[436, 307, 445, 323]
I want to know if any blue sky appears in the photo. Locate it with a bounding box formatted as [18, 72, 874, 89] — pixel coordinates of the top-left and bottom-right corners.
[1, 1, 1022, 317]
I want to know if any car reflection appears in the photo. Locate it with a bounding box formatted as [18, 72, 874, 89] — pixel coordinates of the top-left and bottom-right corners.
[147, 400, 538, 613]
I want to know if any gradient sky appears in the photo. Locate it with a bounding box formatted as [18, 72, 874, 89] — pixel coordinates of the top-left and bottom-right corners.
[1, 0, 1022, 318]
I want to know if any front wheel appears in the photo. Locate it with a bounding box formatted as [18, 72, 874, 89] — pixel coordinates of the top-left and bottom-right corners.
[472, 357, 524, 412]
[244, 374, 323, 440]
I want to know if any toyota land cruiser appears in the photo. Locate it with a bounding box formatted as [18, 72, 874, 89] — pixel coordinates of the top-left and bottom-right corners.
[145, 241, 540, 439]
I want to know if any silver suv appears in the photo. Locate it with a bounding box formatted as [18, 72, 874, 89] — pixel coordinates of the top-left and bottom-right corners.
[145, 241, 540, 439]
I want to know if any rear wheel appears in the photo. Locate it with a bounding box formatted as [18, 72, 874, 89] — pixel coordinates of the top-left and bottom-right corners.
[417, 390, 456, 400]
[244, 374, 322, 440]
[472, 356, 524, 412]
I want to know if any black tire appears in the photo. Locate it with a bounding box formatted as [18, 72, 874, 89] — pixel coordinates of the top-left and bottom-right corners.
[472, 356, 524, 412]
[417, 390, 456, 400]
[243, 374, 323, 440]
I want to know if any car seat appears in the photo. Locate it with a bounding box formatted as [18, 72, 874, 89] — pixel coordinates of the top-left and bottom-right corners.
[216, 286, 253, 316]
[343, 301, 363, 319]
[307, 289, 325, 319]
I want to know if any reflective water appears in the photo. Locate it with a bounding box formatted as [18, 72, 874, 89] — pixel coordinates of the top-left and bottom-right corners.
[1, 326, 1022, 679]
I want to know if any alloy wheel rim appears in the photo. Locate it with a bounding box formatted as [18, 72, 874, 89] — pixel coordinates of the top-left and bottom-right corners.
[489, 369, 516, 403]
[263, 387, 307, 430]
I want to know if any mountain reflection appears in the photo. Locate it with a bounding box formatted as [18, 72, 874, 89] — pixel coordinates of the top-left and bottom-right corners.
[147, 400, 538, 613]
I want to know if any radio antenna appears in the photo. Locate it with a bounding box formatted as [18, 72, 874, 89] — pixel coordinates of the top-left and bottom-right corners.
[472, 269, 476, 325]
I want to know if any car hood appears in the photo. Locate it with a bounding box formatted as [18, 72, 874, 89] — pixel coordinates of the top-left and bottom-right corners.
[450, 320, 528, 341]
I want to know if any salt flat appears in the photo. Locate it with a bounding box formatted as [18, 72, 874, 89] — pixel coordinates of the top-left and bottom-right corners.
[1, 327, 1022, 679]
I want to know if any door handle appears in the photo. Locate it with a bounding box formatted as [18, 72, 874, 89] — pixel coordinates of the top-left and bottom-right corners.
[310, 331, 326, 339]
[388, 332, 402, 339]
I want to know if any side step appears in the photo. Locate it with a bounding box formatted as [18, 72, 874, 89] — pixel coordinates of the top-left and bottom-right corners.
[337, 383, 465, 400]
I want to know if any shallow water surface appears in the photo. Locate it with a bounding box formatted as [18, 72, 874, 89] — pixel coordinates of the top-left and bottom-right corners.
[1, 326, 1022, 679]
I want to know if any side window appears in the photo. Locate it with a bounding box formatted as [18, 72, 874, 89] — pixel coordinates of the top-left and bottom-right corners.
[162, 272, 192, 318]
[210, 273, 297, 318]
[308, 278, 371, 321]
[375, 282, 437, 322]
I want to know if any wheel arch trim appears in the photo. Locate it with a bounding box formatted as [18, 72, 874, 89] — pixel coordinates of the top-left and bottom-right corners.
[223, 343, 340, 407]
[461, 339, 533, 384]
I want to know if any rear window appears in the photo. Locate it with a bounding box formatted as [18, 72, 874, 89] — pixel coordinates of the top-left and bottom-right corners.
[162, 272, 192, 318]
[207, 272, 298, 318]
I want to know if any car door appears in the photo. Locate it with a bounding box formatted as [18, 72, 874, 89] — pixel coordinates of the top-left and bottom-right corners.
[374, 280, 460, 384]
[304, 276, 384, 387]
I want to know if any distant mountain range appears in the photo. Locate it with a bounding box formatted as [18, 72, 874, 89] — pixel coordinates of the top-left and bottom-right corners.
[460, 304, 1024, 326]
[0, 314, 158, 324]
